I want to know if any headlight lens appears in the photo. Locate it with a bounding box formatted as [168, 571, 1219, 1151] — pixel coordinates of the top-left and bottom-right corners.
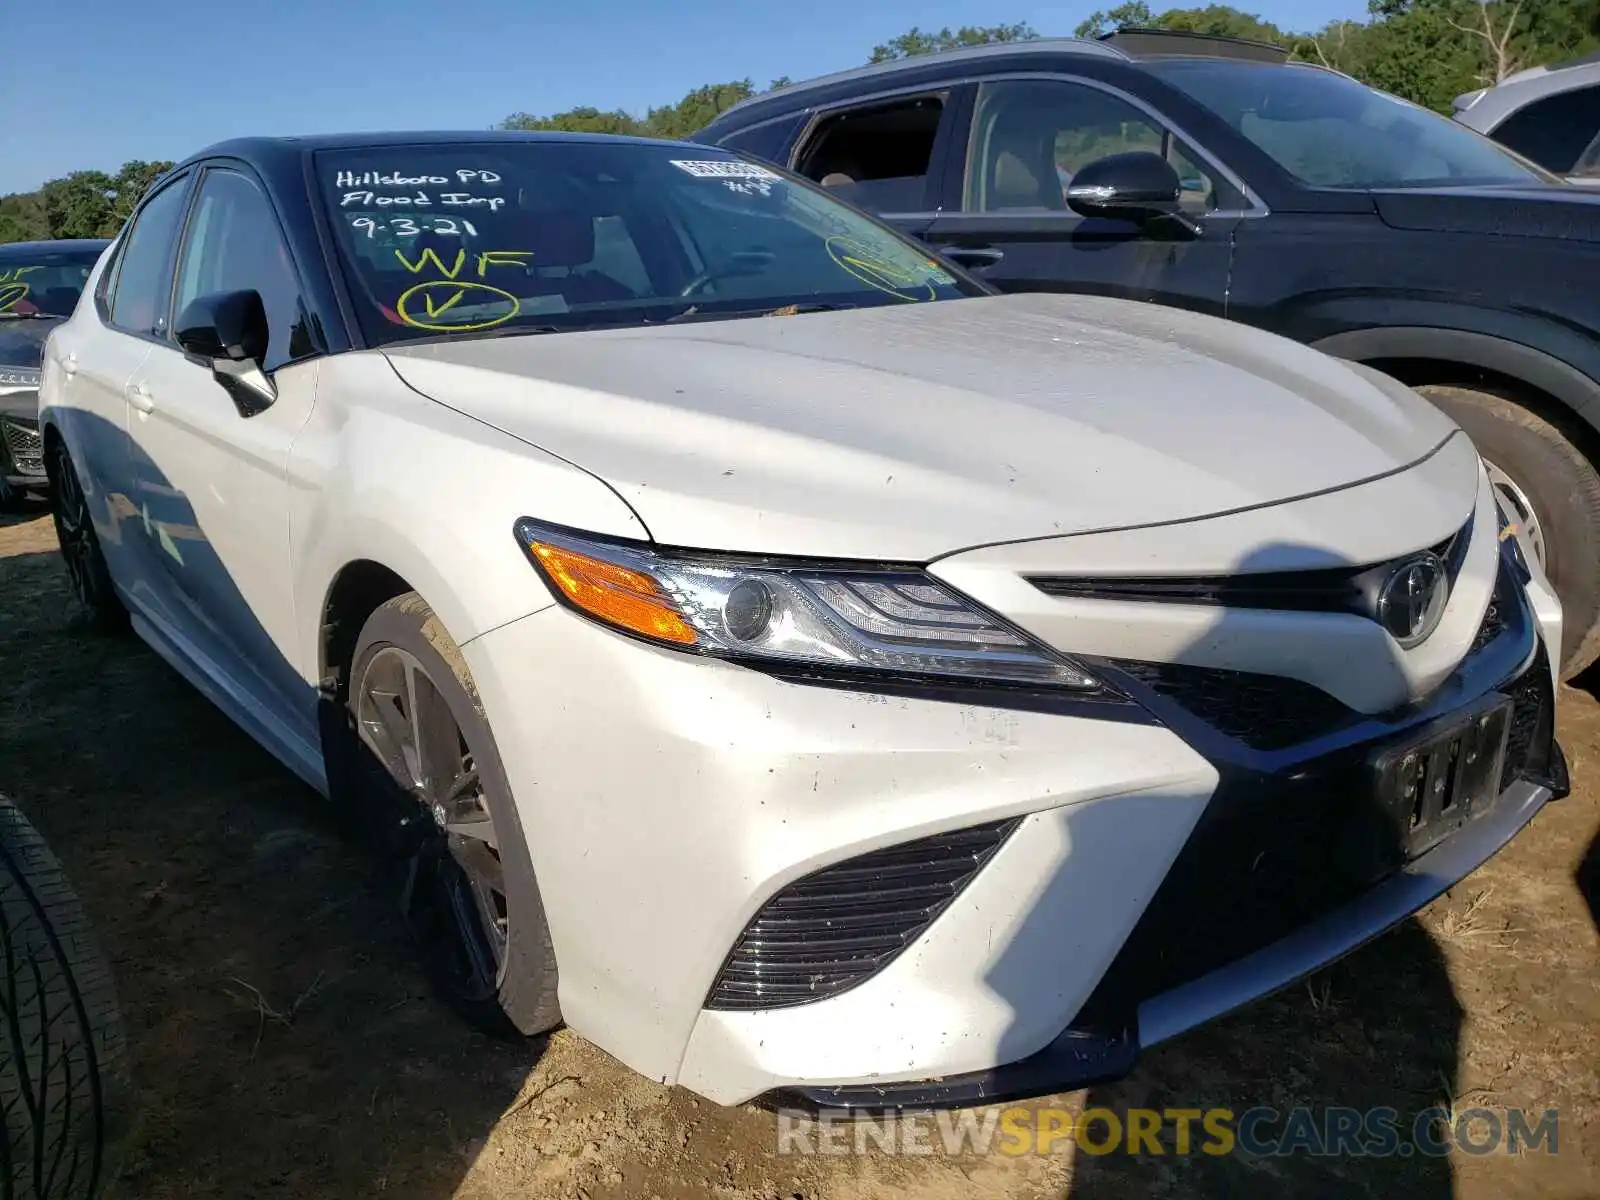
[516, 519, 1100, 690]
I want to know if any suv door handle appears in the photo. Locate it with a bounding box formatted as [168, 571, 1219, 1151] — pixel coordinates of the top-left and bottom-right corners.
[125, 381, 155, 414]
[61, 352, 77, 378]
[942, 245, 1005, 268]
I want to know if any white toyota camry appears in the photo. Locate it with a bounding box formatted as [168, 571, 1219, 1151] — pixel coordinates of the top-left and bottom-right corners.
[38, 131, 1567, 1112]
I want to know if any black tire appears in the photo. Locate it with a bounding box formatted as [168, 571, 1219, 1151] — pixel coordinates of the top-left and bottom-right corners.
[0, 796, 127, 1200]
[343, 593, 561, 1037]
[44, 442, 126, 636]
[1418, 383, 1600, 680]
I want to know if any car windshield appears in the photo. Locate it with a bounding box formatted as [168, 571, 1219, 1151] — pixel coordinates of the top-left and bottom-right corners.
[1146, 59, 1557, 189]
[316, 140, 982, 345]
[0, 246, 102, 320]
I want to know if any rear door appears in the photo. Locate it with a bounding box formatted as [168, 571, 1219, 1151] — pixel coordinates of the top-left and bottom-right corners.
[48, 172, 192, 589]
[920, 76, 1239, 315]
[783, 85, 973, 240]
[123, 162, 324, 762]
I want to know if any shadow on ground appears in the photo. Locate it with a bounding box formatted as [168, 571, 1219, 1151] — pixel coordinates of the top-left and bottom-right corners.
[0, 544, 536, 1199]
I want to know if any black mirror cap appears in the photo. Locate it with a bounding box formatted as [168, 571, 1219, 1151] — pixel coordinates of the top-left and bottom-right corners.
[1066, 151, 1182, 220]
[174, 290, 269, 365]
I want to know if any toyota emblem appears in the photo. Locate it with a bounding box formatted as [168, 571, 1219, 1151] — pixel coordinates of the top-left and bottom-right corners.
[1376, 552, 1449, 648]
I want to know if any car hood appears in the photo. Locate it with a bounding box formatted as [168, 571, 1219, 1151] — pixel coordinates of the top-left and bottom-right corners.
[384, 292, 1460, 561]
[1373, 184, 1600, 241]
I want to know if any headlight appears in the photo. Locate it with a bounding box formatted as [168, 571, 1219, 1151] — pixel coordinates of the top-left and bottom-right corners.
[515, 519, 1101, 690]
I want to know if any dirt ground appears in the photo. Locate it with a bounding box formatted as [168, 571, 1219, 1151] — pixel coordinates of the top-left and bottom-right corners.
[1, 505, 1596, 1200]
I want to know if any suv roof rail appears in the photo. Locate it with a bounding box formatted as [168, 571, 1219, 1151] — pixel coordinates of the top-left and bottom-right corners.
[1098, 27, 1291, 63]
[706, 37, 1128, 125]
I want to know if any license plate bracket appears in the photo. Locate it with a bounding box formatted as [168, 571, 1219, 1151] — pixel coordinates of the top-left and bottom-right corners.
[1369, 694, 1513, 859]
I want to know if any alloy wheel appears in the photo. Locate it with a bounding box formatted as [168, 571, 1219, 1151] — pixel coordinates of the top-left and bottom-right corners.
[50, 443, 105, 615]
[354, 645, 508, 1000]
[1485, 459, 1548, 571]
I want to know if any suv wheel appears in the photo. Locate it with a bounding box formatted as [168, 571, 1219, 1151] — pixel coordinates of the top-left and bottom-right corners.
[344, 593, 562, 1036]
[1418, 383, 1600, 679]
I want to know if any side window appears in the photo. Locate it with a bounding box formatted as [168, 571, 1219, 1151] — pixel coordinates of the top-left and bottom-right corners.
[173, 168, 314, 370]
[965, 79, 1219, 214]
[1492, 85, 1600, 174]
[793, 95, 945, 213]
[107, 175, 190, 336]
[715, 114, 805, 166]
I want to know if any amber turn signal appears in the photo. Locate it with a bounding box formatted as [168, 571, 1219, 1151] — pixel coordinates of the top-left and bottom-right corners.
[527, 540, 698, 646]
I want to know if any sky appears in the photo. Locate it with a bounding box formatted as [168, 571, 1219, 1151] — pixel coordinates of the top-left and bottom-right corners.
[3, 0, 1367, 195]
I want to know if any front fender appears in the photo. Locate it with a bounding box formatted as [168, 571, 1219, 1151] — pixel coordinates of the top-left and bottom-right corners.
[290, 353, 650, 684]
[1313, 325, 1600, 433]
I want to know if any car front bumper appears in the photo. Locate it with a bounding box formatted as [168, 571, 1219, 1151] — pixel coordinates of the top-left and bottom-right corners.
[463, 535, 1563, 1110]
[0, 392, 47, 494]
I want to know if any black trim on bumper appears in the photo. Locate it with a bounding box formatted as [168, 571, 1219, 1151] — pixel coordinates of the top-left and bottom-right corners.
[761, 778, 1553, 1118]
[757, 545, 1560, 1117]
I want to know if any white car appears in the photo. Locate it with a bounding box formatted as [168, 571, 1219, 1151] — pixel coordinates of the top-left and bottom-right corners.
[39, 132, 1568, 1111]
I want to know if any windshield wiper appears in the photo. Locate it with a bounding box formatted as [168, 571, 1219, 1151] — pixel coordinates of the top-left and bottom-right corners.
[647, 302, 855, 326]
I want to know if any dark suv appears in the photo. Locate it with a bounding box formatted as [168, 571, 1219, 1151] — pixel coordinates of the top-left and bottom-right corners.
[0, 239, 110, 507]
[693, 30, 1600, 680]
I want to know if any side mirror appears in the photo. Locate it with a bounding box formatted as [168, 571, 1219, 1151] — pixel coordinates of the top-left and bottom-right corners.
[1065, 151, 1188, 227]
[174, 289, 275, 415]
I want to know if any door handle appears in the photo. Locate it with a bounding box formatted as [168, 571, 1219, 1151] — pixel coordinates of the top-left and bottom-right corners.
[125, 381, 155, 413]
[942, 245, 1005, 268]
[61, 352, 77, 378]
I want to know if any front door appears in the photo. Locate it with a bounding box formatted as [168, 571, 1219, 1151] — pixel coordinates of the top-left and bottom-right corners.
[920, 77, 1238, 317]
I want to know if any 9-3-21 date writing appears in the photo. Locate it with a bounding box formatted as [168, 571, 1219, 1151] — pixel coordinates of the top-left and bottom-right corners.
[349, 217, 479, 239]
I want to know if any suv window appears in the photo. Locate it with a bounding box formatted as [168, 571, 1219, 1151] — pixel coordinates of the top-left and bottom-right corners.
[1492, 85, 1600, 174]
[794, 95, 945, 213]
[965, 79, 1218, 213]
[714, 114, 805, 166]
[107, 175, 190, 336]
[174, 168, 313, 370]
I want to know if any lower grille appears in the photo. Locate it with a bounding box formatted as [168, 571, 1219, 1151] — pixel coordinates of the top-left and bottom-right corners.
[706, 819, 1018, 1011]
[1077, 640, 1555, 1026]
[1, 418, 43, 477]
[1115, 660, 1353, 751]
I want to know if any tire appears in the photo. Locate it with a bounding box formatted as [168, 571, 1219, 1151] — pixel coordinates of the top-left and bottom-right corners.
[44, 442, 126, 636]
[1418, 383, 1600, 680]
[343, 593, 561, 1037]
[0, 796, 127, 1200]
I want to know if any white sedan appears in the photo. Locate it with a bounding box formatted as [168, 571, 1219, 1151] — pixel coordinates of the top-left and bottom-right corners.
[38, 131, 1567, 1112]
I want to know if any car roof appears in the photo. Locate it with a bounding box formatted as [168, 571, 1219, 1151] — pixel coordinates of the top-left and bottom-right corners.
[1453, 51, 1600, 130]
[176, 129, 704, 174]
[704, 33, 1334, 129]
[0, 239, 112, 256]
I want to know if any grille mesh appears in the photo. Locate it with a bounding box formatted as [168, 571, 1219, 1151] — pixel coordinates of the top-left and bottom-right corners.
[1114, 660, 1353, 750]
[706, 819, 1018, 1011]
[1, 419, 43, 476]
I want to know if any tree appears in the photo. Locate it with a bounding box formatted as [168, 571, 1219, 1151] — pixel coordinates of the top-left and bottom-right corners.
[1447, 0, 1528, 84]
[37, 171, 116, 241]
[500, 106, 644, 135]
[1076, 2, 1155, 37]
[644, 80, 759, 139]
[0, 193, 48, 244]
[867, 23, 1038, 63]
[110, 160, 174, 226]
